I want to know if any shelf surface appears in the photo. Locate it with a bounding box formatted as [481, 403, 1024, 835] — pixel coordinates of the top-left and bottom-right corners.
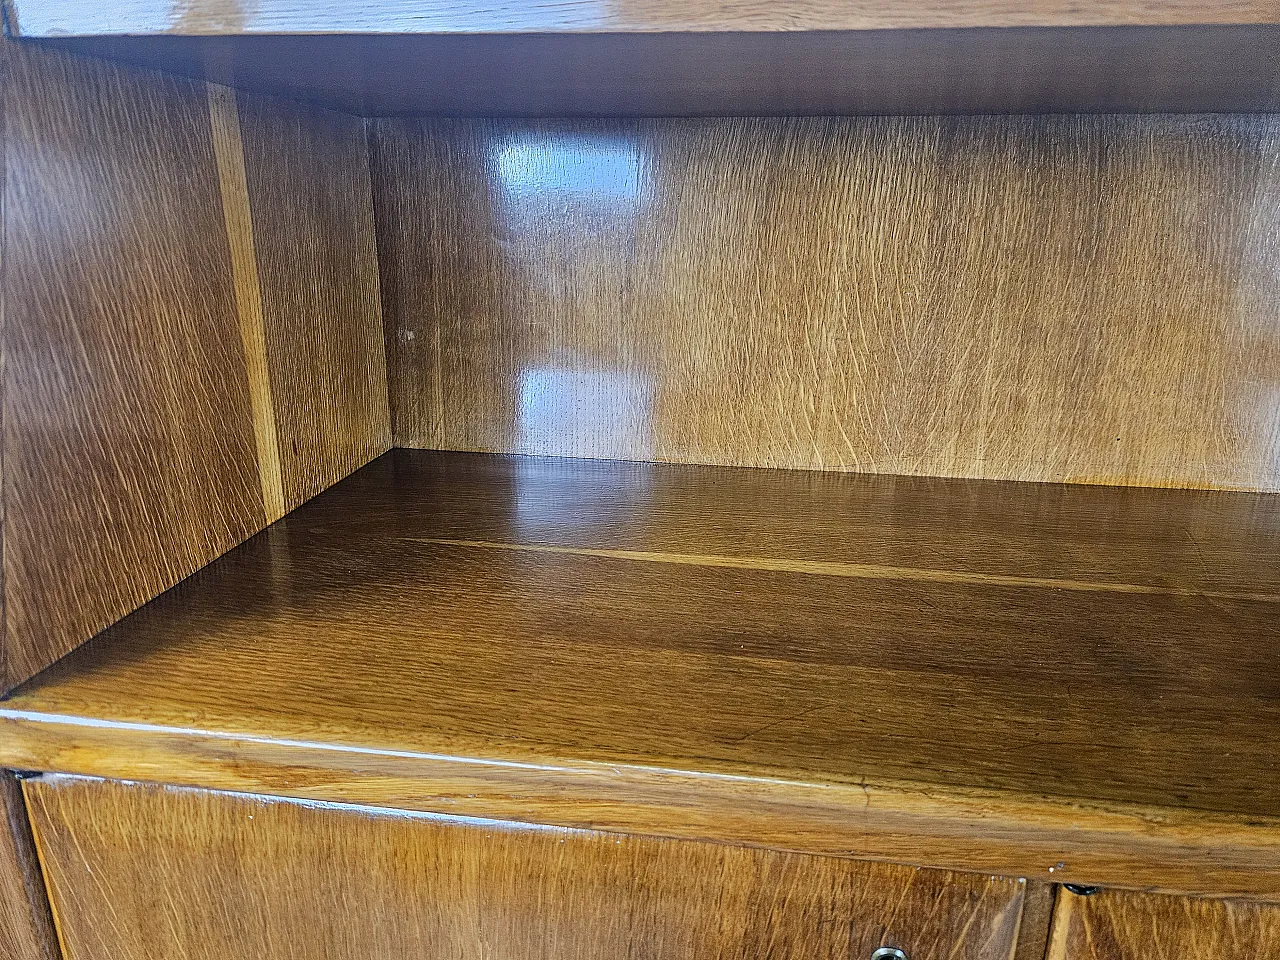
[3, 450, 1280, 897]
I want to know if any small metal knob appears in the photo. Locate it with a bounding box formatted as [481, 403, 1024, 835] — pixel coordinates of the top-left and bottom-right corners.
[871, 949, 908, 960]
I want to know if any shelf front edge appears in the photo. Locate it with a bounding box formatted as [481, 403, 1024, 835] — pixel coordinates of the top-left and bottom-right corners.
[2, 710, 1278, 901]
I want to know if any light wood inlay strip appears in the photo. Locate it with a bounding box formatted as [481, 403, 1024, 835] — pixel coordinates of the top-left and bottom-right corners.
[207, 81, 285, 523]
[409, 537, 1280, 604]
[1043, 890, 1073, 960]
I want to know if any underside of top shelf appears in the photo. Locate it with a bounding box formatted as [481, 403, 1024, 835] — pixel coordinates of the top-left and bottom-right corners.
[14, 27, 1280, 116]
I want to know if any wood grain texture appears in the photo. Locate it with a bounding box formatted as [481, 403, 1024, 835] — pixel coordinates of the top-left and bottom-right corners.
[25, 776, 1027, 960]
[373, 117, 1280, 491]
[236, 90, 390, 511]
[8, 0, 1279, 35]
[0, 45, 390, 691]
[0, 775, 59, 960]
[1013, 884, 1057, 960]
[207, 81, 287, 522]
[0, 42, 266, 691]
[3, 450, 1280, 898]
[0, 39, 9, 699]
[1045, 886, 1280, 959]
[35, 27, 1280, 117]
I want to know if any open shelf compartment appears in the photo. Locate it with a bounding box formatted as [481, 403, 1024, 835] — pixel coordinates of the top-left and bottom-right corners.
[3, 449, 1278, 898]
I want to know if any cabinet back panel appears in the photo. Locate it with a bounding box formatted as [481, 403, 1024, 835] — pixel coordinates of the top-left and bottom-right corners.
[373, 116, 1280, 491]
[0, 44, 389, 692]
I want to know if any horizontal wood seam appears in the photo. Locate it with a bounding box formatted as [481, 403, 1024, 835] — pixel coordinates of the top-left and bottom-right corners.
[408, 537, 1280, 604]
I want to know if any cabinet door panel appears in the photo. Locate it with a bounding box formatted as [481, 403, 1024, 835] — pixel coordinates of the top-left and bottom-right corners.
[24, 775, 1027, 960]
[1048, 886, 1280, 959]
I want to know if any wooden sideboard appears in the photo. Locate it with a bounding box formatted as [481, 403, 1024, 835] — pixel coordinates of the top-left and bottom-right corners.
[1, 5, 1279, 959]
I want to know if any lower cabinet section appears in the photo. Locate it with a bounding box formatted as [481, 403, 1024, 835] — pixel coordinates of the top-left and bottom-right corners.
[1047, 886, 1280, 960]
[22, 775, 1026, 960]
[23, 775, 1280, 960]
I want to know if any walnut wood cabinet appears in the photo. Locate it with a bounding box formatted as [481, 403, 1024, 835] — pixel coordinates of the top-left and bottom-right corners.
[2, 4, 1280, 959]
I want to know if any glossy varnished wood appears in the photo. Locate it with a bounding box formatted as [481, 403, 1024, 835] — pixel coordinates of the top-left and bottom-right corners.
[0, 44, 390, 691]
[0, 42, 265, 690]
[374, 117, 1280, 491]
[208, 81, 287, 521]
[12, 0, 1278, 34]
[35, 27, 1280, 117]
[0, 39, 9, 699]
[1045, 886, 1280, 959]
[1013, 885, 1057, 960]
[235, 92, 390, 512]
[25, 776, 1028, 960]
[2, 451, 1280, 897]
[0, 775, 58, 960]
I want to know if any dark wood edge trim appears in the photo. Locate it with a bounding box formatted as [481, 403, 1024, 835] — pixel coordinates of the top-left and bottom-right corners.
[2, 772, 62, 960]
[2, 714, 1278, 901]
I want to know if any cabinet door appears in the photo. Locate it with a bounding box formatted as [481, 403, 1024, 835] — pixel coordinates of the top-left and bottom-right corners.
[1048, 886, 1280, 959]
[24, 775, 1027, 960]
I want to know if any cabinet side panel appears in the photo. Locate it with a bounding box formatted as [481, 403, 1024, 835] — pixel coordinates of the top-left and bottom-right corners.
[1, 45, 390, 691]
[1, 44, 266, 690]
[24, 774, 1026, 960]
[373, 116, 1280, 491]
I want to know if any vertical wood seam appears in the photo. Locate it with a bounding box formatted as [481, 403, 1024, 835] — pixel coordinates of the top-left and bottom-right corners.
[366, 117, 401, 448]
[206, 82, 286, 524]
[1006, 883, 1026, 960]
[1012, 882, 1058, 960]
[6, 775, 63, 960]
[1043, 888, 1073, 960]
[360, 115, 393, 453]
